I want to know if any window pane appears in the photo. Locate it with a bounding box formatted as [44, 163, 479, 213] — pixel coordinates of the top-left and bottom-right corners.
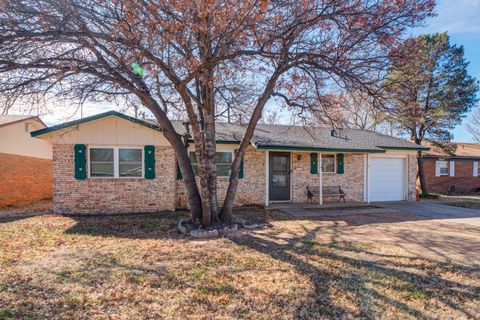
[438, 161, 448, 175]
[189, 152, 198, 164]
[217, 164, 231, 176]
[322, 155, 335, 173]
[189, 152, 232, 176]
[119, 148, 142, 177]
[90, 148, 113, 161]
[272, 174, 287, 187]
[90, 148, 114, 177]
[119, 163, 142, 177]
[90, 162, 114, 177]
[192, 164, 199, 175]
[119, 148, 142, 162]
[272, 156, 287, 172]
[217, 152, 232, 164]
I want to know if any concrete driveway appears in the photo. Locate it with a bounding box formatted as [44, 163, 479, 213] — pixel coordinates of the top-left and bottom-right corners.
[374, 201, 480, 227]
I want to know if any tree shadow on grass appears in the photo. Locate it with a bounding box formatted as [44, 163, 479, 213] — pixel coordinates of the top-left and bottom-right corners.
[0, 212, 47, 224]
[230, 223, 480, 319]
[64, 210, 189, 240]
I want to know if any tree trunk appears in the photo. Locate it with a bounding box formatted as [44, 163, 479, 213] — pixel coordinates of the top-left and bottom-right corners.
[203, 112, 219, 220]
[137, 93, 203, 220]
[220, 67, 285, 223]
[417, 151, 428, 195]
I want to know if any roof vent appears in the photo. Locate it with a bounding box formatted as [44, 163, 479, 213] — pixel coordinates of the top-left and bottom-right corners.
[331, 129, 336, 137]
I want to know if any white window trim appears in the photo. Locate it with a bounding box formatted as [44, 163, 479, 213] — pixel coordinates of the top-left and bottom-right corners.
[436, 160, 449, 176]
[87, 145, 144, 179]
[321, 153, 336, 174]
[474, 161, 479, 177]
[188, 148, 235, 178]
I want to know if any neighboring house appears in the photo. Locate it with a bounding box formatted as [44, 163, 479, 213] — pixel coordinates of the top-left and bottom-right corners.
[31, 111, 427, 214]
[0, 115, 52, 207]
[423, 142, 480, 193]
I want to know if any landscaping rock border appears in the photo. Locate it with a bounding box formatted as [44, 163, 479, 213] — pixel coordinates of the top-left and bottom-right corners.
[178, 218, 263, 239]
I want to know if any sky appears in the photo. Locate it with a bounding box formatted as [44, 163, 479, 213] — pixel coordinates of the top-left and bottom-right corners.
[39, 0, 480, 141]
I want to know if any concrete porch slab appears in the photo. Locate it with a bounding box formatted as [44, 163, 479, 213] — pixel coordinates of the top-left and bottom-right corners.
[281, 207, 399, 218]
[266, 201, 370, 211]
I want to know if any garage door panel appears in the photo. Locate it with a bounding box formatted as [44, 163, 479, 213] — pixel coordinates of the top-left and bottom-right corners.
[368, 158, 405, 202]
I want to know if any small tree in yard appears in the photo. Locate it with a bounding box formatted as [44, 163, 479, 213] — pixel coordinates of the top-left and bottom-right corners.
[0, 0, 434, 226]
[383, 33, 479, 194]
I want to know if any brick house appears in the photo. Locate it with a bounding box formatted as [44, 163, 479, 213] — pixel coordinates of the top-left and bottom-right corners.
[422, 143, 480, 193]
[31, 111, 427, 214]
[0, 115, 52, 207]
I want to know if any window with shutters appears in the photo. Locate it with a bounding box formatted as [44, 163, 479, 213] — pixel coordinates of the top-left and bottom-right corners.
[88, 146, 143, 178]
[321, 154, 336, 173]
[189, 150, 233, 177]
[437, 160, 449, 176]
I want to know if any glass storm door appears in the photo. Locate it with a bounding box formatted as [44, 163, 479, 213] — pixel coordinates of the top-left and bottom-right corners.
[269, 152, 291, 201]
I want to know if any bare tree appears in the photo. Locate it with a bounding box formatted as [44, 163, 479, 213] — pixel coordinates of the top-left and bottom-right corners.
[260, 109, 282, 125]
[468, 108, 480, 143]
[308, 91, 380, 130]
[0, 0, 434, 225]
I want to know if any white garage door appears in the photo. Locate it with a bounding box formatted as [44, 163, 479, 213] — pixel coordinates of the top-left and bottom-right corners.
[368, 157, 406, 201]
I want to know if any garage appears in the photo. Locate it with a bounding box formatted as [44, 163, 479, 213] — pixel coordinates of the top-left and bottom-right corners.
[368, 157, 406, 201]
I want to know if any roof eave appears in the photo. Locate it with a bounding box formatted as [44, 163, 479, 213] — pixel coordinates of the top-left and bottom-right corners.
[423, 155, 480, 160]
[0, 116, 46, 129]
[379, 146, 430, 151]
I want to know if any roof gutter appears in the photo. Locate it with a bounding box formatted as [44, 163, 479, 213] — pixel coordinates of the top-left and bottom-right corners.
[255, 145, 386, 153]
[379, 146, 430, 151]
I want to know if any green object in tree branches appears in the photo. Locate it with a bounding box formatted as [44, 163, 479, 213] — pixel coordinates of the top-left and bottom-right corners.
[131, 63, 145, 77]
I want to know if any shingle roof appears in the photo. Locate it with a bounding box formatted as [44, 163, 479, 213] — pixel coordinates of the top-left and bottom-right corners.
[251, 124, 425, 151]
[0, 115, 45, 128]
[423, 142, 480, 158]
[170, 121, 425, 151]
[31, 110, 427, 152]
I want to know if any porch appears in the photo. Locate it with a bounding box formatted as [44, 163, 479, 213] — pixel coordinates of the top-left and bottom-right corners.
[265, 201, 371, 211]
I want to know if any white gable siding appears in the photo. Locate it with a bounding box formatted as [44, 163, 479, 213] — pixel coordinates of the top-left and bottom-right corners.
[39, 116, 170, 146]
[0, 120, 52, 159]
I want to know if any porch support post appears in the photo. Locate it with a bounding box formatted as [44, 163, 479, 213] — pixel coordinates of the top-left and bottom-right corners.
[319, 153, 323, 205]
[265, 150, 269, 207]
[363, 154, 367, 202]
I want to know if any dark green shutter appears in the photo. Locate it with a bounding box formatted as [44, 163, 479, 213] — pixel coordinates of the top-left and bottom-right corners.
[235, 149, 244, 179]
[310, 153, 318, 174]
[239, 158, 244, 179]
[144, 145, 155, 179]
[74, 144, 86, 180]
[176, 161, 183, 180]
[337, 153, 344, 174]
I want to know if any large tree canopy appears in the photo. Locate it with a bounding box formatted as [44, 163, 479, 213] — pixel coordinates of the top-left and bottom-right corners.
[383, 32, 479, 193]
[0, 0, 434, 225]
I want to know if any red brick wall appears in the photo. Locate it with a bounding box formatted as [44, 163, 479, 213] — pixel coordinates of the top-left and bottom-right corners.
[424, 158, 480, 193]
[0, 153, 52, 207]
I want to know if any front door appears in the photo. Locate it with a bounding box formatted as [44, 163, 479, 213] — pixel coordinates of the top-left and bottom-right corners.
[269, 152, 291, 201]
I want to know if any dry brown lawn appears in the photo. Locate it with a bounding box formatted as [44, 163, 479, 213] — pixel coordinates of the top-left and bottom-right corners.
[0, 205, 479, 319]
[433, 193, 480, 209]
